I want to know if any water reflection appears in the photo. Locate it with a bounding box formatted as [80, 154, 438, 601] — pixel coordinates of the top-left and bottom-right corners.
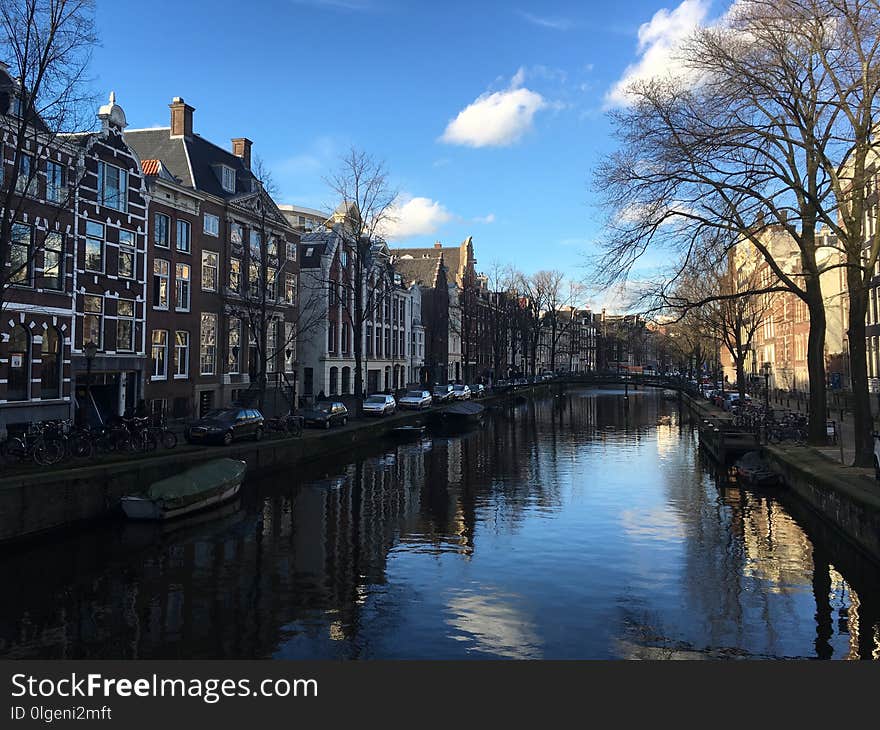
[0, 389, 878, 659]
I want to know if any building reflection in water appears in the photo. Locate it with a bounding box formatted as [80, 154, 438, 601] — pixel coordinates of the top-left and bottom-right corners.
[0, 388, 878, 659]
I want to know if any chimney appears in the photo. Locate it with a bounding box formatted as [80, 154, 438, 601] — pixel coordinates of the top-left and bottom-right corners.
[169, 97, 194, 139]
[232, 138, 252, 169]
[434, 242, 442, 249]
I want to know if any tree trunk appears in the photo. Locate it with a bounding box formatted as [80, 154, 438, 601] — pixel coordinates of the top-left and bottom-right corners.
[846, 267, 872, 466]
[805, 289, 828, 446]
[736, 355, 746, 401]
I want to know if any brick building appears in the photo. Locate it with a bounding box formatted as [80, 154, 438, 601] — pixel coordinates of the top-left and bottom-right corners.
[126, 97, 300, 419]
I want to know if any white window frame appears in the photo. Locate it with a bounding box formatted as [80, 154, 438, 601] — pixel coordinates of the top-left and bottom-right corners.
[98, 161, 128, 212]
[118, 229, 136, 279]
[200, 313, 218, 376]
[176, 219, 191, 253]
[221, 165, 236, 193]
[84, 221, 104, 274]
[116, 299, 135, 352]
[174, 330, 190, 379]
[175, 262, 191, 311]
[153, 259, 170, 309]
[151, 329, 168, 380]
[203, 213, 220, 237]
[83, 294, 104, 349]
[201, 251, 219, 292]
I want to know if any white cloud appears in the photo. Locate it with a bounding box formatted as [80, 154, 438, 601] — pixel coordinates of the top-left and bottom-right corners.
[474, 213, 496, 224]
[440, 72, 549, 148]
[381, 194, 454, 240]
[516, 10, 573, 31]
[605, 0, 711, 108]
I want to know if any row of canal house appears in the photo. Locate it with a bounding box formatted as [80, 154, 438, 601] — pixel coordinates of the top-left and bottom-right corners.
[2, 74, 577, 434]
[0, 79, 302, 433]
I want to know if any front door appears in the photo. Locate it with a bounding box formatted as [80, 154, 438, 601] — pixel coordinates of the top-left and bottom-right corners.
[199, 390, 214, 418]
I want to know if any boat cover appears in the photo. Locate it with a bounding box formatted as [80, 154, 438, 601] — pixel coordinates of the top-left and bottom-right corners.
[146, 458, 246, 508]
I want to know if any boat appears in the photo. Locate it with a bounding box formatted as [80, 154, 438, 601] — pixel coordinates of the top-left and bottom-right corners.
[120, 458, 247, 520]
[390, 425, 426, 438]
[443, 401, 485, 425]
[733, 451, 781, 487]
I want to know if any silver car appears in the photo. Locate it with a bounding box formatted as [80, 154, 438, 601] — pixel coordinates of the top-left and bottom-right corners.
[363, 394, 396, 416]
[451, 384, 471, 400]
[399, 390, 433, 410]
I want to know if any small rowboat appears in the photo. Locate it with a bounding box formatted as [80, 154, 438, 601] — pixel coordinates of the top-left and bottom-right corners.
[121, 458, 247, 520]
[734, 451, 781, 488]
[391, 425, 426, 438]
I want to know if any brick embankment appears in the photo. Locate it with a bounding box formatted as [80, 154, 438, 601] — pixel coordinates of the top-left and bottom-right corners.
[680, 391, 880, 564]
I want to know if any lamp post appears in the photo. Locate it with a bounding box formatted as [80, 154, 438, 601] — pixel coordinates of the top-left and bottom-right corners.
[84, 341, 98, 426]
[762, 361, 771, 413]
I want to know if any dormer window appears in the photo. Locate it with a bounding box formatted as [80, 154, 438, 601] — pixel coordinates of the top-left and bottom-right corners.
[221, 165, 236, 193]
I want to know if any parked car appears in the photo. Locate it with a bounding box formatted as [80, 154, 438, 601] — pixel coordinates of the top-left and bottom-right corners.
[301, 401, 349, 429]
[432, 383, 455, 403]
[469, 384, 486, 398]
[451, 384, 471, 400]
[186, 408, 264, 446]
[363, 394, 397, 416]
[399, 390, 433, 410]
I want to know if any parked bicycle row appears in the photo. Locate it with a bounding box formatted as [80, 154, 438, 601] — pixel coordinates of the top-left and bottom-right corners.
[0, 416, 178, 467]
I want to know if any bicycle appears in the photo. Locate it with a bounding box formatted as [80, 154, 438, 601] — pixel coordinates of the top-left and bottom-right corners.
[0, 422, 65, 466]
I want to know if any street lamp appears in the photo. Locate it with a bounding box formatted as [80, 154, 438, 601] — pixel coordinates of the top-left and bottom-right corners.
[762, 361, 772, 413]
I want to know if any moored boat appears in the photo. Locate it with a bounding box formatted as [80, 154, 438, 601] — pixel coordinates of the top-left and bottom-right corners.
[391, 425, 426, 438]
[443, 401, 485, 425]
[121, 458, 247, 520]
[734, 451, 781, 487]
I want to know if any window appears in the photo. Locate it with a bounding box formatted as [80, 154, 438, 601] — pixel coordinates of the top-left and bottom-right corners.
[15, 153, 34, 195]
[267, 322, 277, 372]
[285, 323, 295, 373]
[328, 321, 337, 353]
[250, 230, 261, 259]
[151, 330, 168, 379]
[201, 251, 218, 291]
[7, 325, 29, 401]
[176, 219, 191, 253]
[40, 327, 61, 399]
[229, 223, 243, 247]
[285, 274, 296, 304]
[97, 161, 128, 211]
[267, 236, 278, 257]
[46, 162, 63, 203]
[85, 221, 104, 272]
[221, 165, 236, 193]
[342, 322, 350, 354]
[305, 247, 314, 257]
[153, 259, 169, 308]
[118, 230, 135, 279]
[10, 223, 32, 285]
[83, 295, 103, 348]
[200, 313, 217, 375]
[116, 299, 135, 352]
[266, 268, 276, 299]
[174, 331, 189, 378]
[203, 213, 220, 236]
[175, 263, 191, 311]
[367, 323, 373, 357]
[229, 257, 241, 292]
[375, 326, 382, 357]
[228, 318, 241, 374]
[286, 241, 297, 260]
[153, 213, 170, 248]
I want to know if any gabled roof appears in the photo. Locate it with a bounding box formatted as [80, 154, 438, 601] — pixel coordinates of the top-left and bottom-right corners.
[392, 253, 444, 288]
[125, 128, 193, 187]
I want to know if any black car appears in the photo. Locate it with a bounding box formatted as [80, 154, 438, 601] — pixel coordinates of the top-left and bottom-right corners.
[301, 401, 349, 429]
[186, 408, 264, 446]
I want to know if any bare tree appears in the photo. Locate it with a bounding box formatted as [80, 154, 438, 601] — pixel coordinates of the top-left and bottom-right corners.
[0, 0, 97, 316]
[226, 158, 323, 412]
[324, 148, 397, 415]
[592, 0, 880, 446]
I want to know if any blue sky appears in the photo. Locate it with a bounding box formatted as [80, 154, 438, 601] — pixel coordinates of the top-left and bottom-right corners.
[91, 0, 722, 302]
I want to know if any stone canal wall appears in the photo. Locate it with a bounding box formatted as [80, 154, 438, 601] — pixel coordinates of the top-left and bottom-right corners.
[681, 391, 880, 564]
[0, 384, 559, 544]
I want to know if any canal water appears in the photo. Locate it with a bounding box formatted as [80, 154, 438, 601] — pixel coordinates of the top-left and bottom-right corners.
[1, 389, 879, 660]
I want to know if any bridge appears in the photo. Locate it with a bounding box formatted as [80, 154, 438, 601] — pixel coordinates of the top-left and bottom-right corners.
[560, 373, 698, 393]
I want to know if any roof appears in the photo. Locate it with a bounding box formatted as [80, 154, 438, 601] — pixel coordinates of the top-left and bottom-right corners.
[391, 236, 473, 287]
[125, 128, 259, 199]
[392, 254, 444, 288]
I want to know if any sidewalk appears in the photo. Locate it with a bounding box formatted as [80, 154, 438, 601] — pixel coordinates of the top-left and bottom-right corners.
[768, 391, 875, 467]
